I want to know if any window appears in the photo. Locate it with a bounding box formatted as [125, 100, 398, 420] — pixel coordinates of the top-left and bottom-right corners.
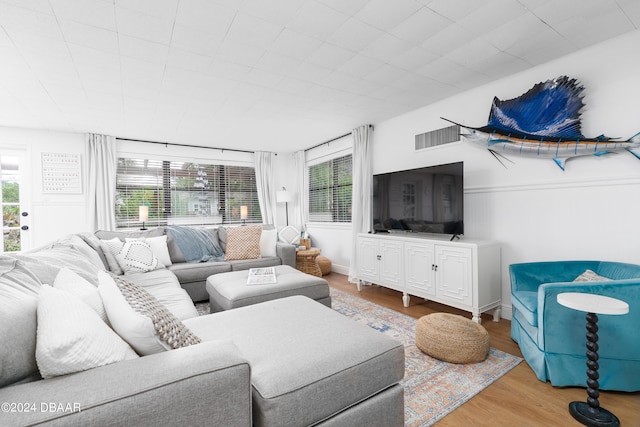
[308, 154, 352, 222]
[115, 158, 261, 228]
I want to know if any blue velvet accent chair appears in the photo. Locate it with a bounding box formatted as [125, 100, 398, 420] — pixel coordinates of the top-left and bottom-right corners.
[510, 260, 640, 391]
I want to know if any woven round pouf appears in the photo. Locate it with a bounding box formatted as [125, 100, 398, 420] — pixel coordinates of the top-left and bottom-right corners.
[415, 313, 490, 364]
[316, 256, 332, 276]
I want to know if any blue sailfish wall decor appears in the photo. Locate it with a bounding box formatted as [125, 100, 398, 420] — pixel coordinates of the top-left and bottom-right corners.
[443, 76, 640, 170]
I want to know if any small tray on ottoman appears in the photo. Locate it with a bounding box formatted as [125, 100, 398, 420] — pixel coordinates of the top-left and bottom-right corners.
[206, 265, 331, 312]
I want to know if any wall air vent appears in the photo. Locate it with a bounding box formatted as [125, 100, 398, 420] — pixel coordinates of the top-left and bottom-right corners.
[415, 125, 460, 151]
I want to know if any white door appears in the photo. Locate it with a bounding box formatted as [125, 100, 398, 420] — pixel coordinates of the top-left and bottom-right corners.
[1, 149, 31, 252]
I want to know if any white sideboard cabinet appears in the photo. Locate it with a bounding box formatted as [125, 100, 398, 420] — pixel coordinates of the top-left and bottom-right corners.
[356, 233, 501, 323]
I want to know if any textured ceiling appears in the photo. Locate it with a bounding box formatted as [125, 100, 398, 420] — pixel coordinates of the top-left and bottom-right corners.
[0, 0, 638, 152]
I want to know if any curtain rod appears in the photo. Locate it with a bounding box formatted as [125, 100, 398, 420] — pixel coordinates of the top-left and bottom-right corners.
[304, 124, 374, 152]
[117, 137, 255, 154]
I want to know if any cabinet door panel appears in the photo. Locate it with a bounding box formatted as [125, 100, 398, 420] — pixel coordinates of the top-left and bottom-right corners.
[357, 237, 379, 282]
[405, 243, 435, 297]
[379, 240, 403, 286]
[435, 246, 472, 305]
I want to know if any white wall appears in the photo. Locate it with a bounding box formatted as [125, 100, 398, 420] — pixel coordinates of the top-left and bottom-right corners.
[368, 29, 640, 318]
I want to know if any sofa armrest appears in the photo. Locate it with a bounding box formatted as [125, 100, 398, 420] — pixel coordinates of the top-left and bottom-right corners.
[509, 261, 600, 293]
[0, 340, 252, 427]
[276, 242, 296, 268]
[538, 280, 640, 358]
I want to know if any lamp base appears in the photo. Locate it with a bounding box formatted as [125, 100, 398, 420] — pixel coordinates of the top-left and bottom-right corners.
[569, 402, 620, 427]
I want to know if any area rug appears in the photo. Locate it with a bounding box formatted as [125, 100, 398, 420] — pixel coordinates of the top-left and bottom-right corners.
[329, 288, 521, 426]
[195, 289, 522, 426]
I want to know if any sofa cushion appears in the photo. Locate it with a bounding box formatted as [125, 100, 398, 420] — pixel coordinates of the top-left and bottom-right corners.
[35, 285, 138, 379]
[76, 232, 110, 270]
[53, 267, 107, 322]
[184, 296, 405, 427]
[52, 234, 107, 271]
[168, 261, 231, 284]
[12, 245, 102, 286]
[125, 269, 199, 320]
[100, 238, 125, 275]
[224, 226, 262, 261]
[116, 239, 164, 274]
[98, 272, 201, 355]
[0, 257, 41, 387]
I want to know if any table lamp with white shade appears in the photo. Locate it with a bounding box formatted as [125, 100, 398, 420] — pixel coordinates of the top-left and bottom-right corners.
[139, 205, 149, 230]
[240, 205, 248, 225]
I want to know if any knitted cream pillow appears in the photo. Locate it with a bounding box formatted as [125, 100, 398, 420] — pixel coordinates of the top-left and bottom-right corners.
[224, 225, 262, 261]
[98, 271, 201, 355]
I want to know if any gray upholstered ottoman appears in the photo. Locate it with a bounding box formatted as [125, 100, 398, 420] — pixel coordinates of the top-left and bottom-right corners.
[206, 265, 331, 312]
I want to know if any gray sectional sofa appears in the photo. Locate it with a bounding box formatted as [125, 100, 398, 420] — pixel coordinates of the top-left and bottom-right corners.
[95, 225, 296, 302]
[0, 229, 405, 426]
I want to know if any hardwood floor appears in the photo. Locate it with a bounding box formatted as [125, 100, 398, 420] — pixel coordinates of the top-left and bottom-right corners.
[325, 272, 640, 427]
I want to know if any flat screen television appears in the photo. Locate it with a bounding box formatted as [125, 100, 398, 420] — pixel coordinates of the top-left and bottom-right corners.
[372, 162, 464, 236]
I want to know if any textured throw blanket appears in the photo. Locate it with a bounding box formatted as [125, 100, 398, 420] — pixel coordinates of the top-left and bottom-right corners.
[165, 226, 224, 263]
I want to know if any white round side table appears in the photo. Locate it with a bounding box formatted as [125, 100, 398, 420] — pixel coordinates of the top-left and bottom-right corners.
[557, 292, 629, 427]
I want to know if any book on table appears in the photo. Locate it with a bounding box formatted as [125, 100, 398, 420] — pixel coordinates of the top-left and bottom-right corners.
[246, 267, 277, 285]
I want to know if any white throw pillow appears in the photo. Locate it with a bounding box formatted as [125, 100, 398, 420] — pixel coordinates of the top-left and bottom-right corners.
[260, 229, 278, 258]
[126, 235, 172, 266]
[116, 239, 164, 274]
[53, 267, 107, 322]
[278, 225, 300, 245]
[36, 285, 138, 379]
[97, 271, 201, 356]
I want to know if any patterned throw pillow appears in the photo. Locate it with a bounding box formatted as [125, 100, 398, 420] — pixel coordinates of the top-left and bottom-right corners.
[224, 225, 262, 261]
[98, 271, 201, 355]
[115, 239, 164, 274]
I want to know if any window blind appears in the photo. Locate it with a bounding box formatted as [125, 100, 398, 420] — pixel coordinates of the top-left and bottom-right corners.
[116, 158, 261, 228]
[308, 154, 352, 222]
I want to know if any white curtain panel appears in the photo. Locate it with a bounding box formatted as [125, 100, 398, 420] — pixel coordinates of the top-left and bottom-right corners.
[293, 150, 307, 231]
[86, 133, 117, 231]
[348, 125, 373, 283]
[254, 151, 276, 225]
